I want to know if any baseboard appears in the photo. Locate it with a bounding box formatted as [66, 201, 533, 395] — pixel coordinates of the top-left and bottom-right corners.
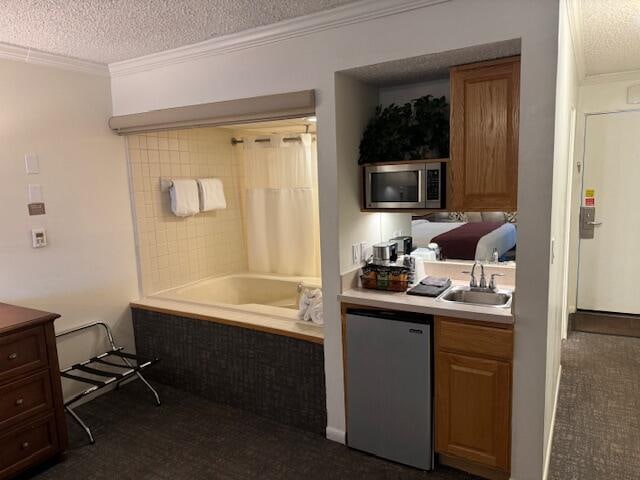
[326, 426, 346, 444]
[571, 310, 640, 337]
[438, 453, 509, 480]
[543, 364, 562, 480]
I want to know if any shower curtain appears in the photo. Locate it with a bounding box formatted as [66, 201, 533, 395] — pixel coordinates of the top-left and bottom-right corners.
[241, 134, 321, 277]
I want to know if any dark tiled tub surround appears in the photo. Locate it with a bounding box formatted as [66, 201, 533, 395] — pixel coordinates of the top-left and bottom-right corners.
[132, 307, 327, 434]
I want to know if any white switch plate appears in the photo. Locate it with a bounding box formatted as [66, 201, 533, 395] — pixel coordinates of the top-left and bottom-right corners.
[25, 154, 40, 174]
[352, 244, 360, 264]
[28, 184, 43, 203]
[359, 242, 370, 262]
[31, 228, 47, 248]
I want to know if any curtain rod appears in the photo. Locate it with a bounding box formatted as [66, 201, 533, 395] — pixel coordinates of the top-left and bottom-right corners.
[230, 136, 315, 145]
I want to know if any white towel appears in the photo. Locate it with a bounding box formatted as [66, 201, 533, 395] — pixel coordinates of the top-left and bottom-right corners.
[197, 178, 227, 211]
[298, 289, 323, 325]
[170, 179, 199, 217]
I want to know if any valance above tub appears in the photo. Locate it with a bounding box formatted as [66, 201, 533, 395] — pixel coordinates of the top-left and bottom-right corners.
[108, 89, 315, 134]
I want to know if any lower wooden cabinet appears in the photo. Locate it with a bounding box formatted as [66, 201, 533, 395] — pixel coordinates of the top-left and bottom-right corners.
[435, 317, 513, 478]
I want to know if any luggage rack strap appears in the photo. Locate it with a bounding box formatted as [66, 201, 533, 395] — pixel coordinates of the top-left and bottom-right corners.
[109, 351, 143, 361]
[73, 364, 126, 379]
[61, 372, 105, 387]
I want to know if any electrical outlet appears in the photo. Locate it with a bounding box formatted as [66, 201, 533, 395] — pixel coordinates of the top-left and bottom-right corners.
[360, 242, 371, 262]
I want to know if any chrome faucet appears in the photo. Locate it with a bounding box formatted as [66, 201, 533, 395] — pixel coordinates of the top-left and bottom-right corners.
[463, 262, 504, 292]
[462, 262, 479, 288]
[489, 273, 505, 292]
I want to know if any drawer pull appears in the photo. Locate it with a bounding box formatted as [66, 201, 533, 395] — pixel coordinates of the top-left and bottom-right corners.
[21, 441, 30, 450]
[8, 352, 18, 360]
[15, 398, 24, 406]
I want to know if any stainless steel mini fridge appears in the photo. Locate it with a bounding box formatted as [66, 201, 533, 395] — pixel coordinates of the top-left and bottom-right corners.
[346, 309, 433, 470]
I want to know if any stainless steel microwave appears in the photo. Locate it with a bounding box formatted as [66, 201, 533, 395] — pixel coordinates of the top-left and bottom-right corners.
[364, 162, 445, 209]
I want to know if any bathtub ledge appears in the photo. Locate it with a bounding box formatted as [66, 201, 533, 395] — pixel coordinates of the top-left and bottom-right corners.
[130, 298, 323, 344]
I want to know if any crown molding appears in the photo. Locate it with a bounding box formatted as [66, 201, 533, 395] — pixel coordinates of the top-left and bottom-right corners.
[0, 42, 108, 76]
[565, 0, 586, 82]
[582, 68, 640, 86]
[109, 0, 450, 78]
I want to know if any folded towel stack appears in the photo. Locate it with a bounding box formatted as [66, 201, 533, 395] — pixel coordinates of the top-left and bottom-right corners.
[406, 276, 452, 297]
[197, 178, 227, 211]
[421, 276, 450, 287]
[170, 179, 199, 217]
[298, 289, 323, 325]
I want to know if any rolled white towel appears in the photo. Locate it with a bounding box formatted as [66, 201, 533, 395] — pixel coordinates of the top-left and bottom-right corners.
[302, 289, 323, 325]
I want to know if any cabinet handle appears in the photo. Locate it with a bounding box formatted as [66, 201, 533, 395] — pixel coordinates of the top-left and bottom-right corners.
[8, 352, 18, 360]
[21, 441, 30, 450]
[15, 398, 24, 406]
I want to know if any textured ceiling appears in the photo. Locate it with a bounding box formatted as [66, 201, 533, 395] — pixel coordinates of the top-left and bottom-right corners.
[0, 0, 359, 64]
[342, 39, 521, 86]
[580, 0, 640, 76]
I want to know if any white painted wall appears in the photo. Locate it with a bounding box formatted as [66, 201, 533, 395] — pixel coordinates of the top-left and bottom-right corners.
[545, 0, 580, 476]
[335, 73, 381, 274]
[378, 78, 450, 107]
[0, 58, 139, 396]
[110, 2, 560, 477]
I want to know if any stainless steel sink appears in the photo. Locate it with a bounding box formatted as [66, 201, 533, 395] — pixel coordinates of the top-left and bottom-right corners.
[437, 285, 513, 308]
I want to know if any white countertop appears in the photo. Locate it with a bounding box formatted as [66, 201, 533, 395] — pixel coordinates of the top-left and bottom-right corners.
[338, 282, 514, 324]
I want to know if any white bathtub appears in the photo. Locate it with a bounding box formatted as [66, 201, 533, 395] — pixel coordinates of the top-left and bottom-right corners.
[150, 273, 322, 322]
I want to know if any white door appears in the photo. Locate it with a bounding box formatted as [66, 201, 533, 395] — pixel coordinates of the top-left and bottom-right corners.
[577, 111, 640, 314]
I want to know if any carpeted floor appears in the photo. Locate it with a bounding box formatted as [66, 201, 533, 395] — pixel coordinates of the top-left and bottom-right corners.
[28, 381, 480, 480]
[548, 332, 640, 480]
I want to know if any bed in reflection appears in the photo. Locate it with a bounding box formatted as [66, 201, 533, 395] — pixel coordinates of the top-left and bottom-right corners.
[411, 211, 517, 262]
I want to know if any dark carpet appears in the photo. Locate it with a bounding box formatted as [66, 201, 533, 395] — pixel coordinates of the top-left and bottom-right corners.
[548, 332, 640, 480]
[30, 381, 480, 480]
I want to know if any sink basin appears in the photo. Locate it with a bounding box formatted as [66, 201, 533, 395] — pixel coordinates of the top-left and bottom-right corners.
[437, 285, 512, 308]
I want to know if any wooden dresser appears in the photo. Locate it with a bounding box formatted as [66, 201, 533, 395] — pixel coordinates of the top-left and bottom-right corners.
[0, 303, 68, 479]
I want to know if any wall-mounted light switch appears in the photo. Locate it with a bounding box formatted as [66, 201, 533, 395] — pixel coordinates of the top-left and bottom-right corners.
[25, 154, 39, 174]
[28, 184, 43, 203]
[31, 228, 47, 248]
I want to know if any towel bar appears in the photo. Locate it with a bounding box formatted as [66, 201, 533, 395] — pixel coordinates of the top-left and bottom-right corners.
[56, 321, 160, 444]
[160, 178, 174, 191]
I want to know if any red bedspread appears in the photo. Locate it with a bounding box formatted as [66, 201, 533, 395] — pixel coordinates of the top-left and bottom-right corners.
[431, 222, 503, 260]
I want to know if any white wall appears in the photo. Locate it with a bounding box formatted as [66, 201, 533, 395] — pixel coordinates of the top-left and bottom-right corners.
[0, 59, 139, 396]
[378, 78, 450, 107]
[335, 73, 379, 273]
[110, 1, 560, 477]
[545, 0, 580, 475]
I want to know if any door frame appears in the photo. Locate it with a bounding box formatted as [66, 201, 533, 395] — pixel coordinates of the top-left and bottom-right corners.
[574, 108, 640, 315]
[560, 107, 577, 339]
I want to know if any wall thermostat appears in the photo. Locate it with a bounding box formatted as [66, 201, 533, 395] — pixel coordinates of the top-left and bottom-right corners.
[31, 228, 47, 248]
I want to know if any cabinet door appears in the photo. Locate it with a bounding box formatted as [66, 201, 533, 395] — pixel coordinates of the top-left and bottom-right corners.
[435, 351, 511, 472]
[449, 57, 520, 211]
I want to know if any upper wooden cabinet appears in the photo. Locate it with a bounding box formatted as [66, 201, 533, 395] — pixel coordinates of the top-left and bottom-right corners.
[449, 56, 520, 211]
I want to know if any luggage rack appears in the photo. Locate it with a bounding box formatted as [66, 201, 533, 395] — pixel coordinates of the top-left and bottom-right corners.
[57, 321, 160, 444]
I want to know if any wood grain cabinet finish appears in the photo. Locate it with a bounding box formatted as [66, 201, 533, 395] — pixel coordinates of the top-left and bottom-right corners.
[0, 304, 67, 480]
[435, 317, 513, 478]
[449, 56, 520, 211]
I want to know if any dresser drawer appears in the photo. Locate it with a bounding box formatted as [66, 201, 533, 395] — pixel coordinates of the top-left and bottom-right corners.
[0, 327, 48, 383]
[0, 371, 53, 431]
[0, 414, 58, 479]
